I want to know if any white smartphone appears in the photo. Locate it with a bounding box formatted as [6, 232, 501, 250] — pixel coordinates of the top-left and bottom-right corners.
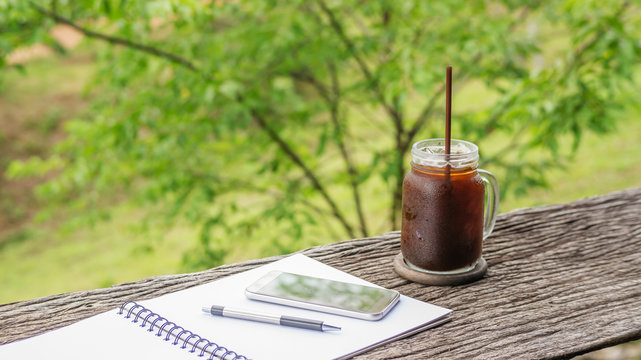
[245, 270, 400, 320]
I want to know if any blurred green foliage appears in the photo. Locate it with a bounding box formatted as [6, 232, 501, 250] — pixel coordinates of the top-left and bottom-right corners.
[1, 0, 639, 268]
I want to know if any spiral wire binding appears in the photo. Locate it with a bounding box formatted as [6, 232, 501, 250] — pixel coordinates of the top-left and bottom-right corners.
[118, 301, 249, 360]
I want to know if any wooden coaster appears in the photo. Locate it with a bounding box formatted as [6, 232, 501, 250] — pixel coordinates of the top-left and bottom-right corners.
[393, 253, 487, 286]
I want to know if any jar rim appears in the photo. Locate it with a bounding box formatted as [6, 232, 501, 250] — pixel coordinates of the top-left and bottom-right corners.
[411, 138, 479, 168]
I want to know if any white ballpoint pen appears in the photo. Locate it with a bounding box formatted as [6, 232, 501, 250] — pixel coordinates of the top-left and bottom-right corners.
[202, 305, 341, 332]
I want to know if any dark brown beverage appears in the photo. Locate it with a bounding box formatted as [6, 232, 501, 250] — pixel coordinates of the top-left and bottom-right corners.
[401, 164, 485, 272]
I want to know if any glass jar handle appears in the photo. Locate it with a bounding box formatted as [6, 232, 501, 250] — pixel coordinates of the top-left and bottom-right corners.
[478, 169, 499, 240]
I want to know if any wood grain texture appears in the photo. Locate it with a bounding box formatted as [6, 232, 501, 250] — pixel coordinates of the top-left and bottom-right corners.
[2, 188, 640, 359]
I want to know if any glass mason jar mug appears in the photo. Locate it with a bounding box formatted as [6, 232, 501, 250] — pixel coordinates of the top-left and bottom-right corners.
[401, 139, 499, 274]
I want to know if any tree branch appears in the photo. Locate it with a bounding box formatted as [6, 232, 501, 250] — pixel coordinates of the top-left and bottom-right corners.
[403, 2, 539, 151]
[560, 0, 630, 80]
[315, 0, 403, 135]
[316, 0, 407, 230]
[251, 109, 356, 239]
[481, 1, 629, 169]
[30, 2, 203, 76]
[326, 62, 369, 237]
[402, 60, 477, 151]
[29, 1, 364, 240]
[290, 66, 369, 237]
[404, 83, 445, 147]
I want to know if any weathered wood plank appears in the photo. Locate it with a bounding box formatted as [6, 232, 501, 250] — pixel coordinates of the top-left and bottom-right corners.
[1, 188, 640, 359]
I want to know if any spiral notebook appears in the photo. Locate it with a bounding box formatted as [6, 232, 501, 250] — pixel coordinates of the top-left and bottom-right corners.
[0, 254, 451, 360]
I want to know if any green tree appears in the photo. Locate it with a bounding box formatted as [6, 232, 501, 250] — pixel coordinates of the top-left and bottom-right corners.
[2, 0, 640, 268]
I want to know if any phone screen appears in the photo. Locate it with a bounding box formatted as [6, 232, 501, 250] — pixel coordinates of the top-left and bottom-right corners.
[253, 272, 399, 314]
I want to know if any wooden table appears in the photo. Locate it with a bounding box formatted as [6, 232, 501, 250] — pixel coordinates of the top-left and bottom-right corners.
[2, 188, 641, 359]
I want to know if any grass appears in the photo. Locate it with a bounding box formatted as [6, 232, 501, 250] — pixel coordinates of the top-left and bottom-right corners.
[496, 75, 641, 211]
[501, 113, 641, 211]
[0, 202, 197, 302]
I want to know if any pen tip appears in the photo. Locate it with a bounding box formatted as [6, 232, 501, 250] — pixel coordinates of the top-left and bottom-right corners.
[323, 324, 341, 332]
